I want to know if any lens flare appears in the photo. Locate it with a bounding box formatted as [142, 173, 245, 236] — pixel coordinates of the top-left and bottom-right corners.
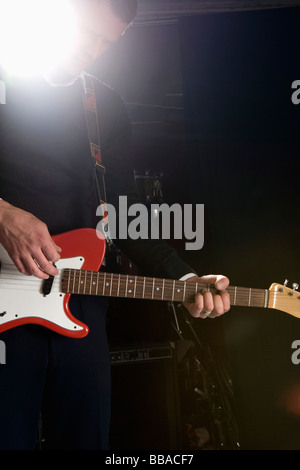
[0, 0, 77, 77]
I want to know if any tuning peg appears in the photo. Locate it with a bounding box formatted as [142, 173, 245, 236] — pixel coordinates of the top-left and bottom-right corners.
[284, 279, 289, 286]
[293, 283, 299, 290]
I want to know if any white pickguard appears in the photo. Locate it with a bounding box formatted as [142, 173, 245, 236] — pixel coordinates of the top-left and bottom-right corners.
[0, 245, 85, 334]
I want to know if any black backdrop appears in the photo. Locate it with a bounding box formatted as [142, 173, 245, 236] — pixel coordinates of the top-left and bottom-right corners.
[179, 7, 300, 449]
[93, 6, 300, 449]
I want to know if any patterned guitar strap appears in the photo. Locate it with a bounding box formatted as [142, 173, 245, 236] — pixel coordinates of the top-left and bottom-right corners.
[81, 72, 112, 246]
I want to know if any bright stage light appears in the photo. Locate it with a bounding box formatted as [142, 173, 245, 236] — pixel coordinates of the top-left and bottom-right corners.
[0, 0, 77, 78]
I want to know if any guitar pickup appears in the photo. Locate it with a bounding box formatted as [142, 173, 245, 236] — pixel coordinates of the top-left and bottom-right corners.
[42, 275, 54, 296]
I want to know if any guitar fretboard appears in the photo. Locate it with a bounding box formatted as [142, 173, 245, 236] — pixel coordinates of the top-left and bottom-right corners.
[61, 269, 269, 308]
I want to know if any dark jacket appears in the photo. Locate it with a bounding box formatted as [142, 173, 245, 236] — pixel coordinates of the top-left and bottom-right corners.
[0, 71, 195, 280]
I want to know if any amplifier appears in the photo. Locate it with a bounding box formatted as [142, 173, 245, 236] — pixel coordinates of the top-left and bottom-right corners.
[109, 342, 174, 365]
[109, 341, 181, 450]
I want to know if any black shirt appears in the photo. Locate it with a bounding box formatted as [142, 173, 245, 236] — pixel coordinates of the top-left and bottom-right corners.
[0, 72, 134, 234]
[0, 70, 194, 279]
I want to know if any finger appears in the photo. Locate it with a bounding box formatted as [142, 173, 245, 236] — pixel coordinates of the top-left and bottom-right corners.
[52, 240, 62, 254]
[187, 292, 213, 319]
[42, 242, 61, 264]
[35, 256, 59, 276]
[210, 294, 224, 317]
[214, 275, 230, 291]
[198, 290, 216, 319]
[185, 293, 204, 318]
[19, 255, 50, 279]
[13, 257, 33, 277]
[219, 289, 231, 312]
[198, 274, 230, 292]
[198, 290, 227, 318]
[37, 259, 59, 277]
[10, 250, 50, 279]
[31, 247, 59, 277]
[202, 290, 214, 314]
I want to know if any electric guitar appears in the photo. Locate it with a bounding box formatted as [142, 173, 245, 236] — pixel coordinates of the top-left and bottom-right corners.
[0, 228, 299, 338]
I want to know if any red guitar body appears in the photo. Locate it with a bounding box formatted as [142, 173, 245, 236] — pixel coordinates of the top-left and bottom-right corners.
[0, 228, 106, 338]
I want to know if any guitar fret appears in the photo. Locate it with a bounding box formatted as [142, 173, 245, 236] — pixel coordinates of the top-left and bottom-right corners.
[120, 276, 137, 298]
[61, 270, 267, 310]
[264, 289, 269, 308]
[102, 273, 106, 296]
[227, 286, 266, 308]
[117, 274, 120, 297]
[154, 279, 162, 300]
[178, 282, 183, 301]
[120, 275, 126, 297]
[109, 273, 113, 297]
[95, 272, 99, 295]
[89, 271, 93, 295]
[78, 270, 81, 294]
[84, 271, 87, 294]
[81, 271, 84, 293]
[73, 270, 76, 293]
[130, 277, 134, 295]
[74, 271, 77, 292]
[91, 272, 94, 294]
[146, 278, 152, 299]
[67, 270, 71, 294]
[79, 271, 82, 293]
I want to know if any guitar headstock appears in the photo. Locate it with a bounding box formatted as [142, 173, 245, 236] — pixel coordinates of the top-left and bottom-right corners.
[268, 281, 300, 318]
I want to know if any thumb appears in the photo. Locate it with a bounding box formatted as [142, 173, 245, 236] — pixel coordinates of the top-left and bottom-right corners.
[198, 274, 229, 291]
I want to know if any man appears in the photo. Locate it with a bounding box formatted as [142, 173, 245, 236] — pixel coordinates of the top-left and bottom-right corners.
[0, 0, 230, 450]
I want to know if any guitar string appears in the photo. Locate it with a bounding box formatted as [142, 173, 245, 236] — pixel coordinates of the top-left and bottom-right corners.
[0, 264, 243, 290]
[0, 265, 291, 305]
[0, 265, 268, 295]
[0, 281, 296, 308]
[0, 273, 273, 305]
[0, 268, 246, 293]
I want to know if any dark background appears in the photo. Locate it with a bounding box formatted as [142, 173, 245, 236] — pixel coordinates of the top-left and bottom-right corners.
[90, 6, 300, 449]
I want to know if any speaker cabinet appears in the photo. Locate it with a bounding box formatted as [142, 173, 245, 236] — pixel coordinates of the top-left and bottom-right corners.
[109, 342, 181, 450]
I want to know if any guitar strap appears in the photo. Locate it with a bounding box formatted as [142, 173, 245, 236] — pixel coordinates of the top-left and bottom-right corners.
[81, 72, 112, 245]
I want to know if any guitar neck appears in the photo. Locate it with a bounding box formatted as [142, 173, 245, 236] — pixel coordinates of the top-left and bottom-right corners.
[61, 269, 269, 308]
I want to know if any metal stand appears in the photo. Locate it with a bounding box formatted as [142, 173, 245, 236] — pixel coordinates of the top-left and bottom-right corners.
[169, 302, 240, 450]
